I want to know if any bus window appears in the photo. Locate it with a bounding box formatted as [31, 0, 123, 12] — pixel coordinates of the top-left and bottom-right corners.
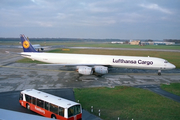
[32, 97, 36, 105]
[68, 105, 81, 117]
[37, 99, 44, 108]
[59, 107, 64, 117]
[19, 93, 23, 100]
[75, 105, 81, 115]
[25, 94, 31, 103]
[45, 102, 49, 110]
[50, 103, 58, 115]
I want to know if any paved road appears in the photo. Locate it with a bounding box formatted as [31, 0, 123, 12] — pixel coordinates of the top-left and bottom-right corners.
[0, 62, 180, 92]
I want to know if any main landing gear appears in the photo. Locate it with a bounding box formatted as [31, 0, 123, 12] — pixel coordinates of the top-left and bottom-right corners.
[158, 70, 161, 76]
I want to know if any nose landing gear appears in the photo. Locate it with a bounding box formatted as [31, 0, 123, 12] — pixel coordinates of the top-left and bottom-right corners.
[158, 70, 161, 76]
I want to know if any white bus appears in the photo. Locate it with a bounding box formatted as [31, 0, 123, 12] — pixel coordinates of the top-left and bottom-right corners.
[19, 89, 82, 120]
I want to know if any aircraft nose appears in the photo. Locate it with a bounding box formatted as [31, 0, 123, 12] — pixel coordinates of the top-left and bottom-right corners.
[169, 63, 176, 69]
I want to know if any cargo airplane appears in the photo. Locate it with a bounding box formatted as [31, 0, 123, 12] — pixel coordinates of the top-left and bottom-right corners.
[20, 34, 176, 75]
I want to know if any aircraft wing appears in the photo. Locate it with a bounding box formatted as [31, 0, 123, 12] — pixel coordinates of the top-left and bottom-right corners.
[37, 64, 110, 67]
[37, 64, 110, 75]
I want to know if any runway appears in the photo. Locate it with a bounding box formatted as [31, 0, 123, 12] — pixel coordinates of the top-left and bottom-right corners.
[0, 62, 180, 92]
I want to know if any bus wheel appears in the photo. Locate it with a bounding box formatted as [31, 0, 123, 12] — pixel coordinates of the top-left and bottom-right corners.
[26, 104, 30, 110]
[51, 114, 56, 119]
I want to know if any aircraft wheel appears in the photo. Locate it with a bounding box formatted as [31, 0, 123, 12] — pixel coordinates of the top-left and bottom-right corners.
[158, 70, 161, 76]
[158, 72, 161, 76]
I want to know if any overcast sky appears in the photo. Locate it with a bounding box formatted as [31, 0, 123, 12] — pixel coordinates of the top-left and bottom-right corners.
[0, 0, 180, 39]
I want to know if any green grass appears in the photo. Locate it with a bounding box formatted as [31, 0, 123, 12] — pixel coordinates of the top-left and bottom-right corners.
[74, 86, 180, 120]
[17, 58, 47, 64]
[161, 83, 180, 96]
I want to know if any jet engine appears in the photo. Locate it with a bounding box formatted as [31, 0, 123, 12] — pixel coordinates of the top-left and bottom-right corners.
[94, 66, 108, 74]
[76, 66, 93, 75]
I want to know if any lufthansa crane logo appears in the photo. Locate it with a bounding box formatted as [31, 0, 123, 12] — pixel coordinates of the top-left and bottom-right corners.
[23, 40, 30, 49]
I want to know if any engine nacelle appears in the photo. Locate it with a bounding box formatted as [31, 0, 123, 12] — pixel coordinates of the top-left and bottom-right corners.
[94, 66, 108, 74]
[76, 66, 93, 75]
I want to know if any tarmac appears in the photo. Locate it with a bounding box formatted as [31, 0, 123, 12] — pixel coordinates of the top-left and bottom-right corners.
[0, 47, 180, 119]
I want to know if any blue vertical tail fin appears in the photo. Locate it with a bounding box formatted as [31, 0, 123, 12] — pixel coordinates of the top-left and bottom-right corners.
[20, 34, 37, 52]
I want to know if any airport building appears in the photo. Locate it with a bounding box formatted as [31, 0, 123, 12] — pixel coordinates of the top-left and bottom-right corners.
[129, 40, 175, 46]
[111, 41, 124, 44]
[129, 40, 141, 45]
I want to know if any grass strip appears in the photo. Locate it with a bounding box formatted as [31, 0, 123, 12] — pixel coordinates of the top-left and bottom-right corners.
[161, 83, 180, 96]
[74, 86, 180, 120]
[17, 58, 47, 64]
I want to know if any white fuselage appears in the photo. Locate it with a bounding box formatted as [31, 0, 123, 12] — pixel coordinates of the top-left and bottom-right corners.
[20, 52, 175, 70]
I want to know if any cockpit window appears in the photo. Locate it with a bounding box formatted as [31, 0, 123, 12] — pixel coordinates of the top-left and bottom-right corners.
[164, 60, 168, 63]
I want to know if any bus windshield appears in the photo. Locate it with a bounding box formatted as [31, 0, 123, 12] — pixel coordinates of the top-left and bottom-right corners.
[68, 105, 81, 117]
